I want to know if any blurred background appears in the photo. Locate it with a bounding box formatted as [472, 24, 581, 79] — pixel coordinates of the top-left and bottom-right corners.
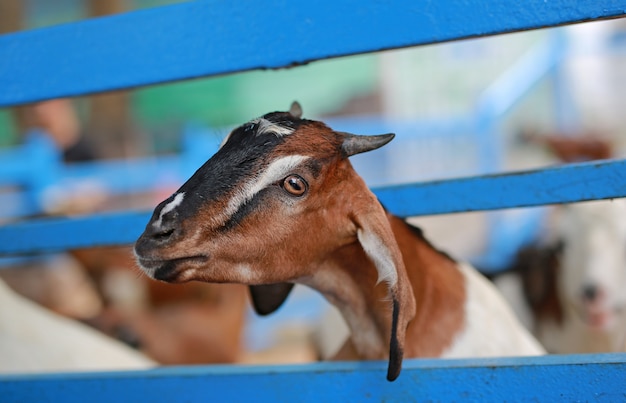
[2, 0, 626, 371]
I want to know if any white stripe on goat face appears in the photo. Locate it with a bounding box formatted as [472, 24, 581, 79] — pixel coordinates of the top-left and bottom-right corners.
[254, 118, 295, 137]
[221, 154, 310, 223]
[153, 192, 185, 230]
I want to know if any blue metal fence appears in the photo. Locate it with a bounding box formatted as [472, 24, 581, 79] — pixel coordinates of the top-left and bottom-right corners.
[1, 0, 626, 400]
[1, 354, 625, 403]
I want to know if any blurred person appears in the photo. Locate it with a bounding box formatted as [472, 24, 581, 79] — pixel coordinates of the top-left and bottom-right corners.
[24, 98, 97, 162]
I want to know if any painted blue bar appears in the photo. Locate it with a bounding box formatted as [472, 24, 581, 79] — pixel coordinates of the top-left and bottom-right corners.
[0, 158, 625, 255]
[0, 211, 151, 255]
[2, 0, 626, 106]
[376, 158, 626, 217]
[475, 31, 566, 121]
[60, 156, 184, 195]
[0, 354, 624, 402]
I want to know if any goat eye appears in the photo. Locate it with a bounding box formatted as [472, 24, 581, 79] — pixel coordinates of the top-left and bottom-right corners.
[282, 175, 308, 196]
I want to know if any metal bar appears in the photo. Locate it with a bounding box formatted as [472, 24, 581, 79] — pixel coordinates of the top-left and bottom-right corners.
[1, 158, 625, 255]
[0, 211, 151, 255]
[2, 0, 626, 106]
[377, 158, 626, 217]
[1, 354, 624, 403]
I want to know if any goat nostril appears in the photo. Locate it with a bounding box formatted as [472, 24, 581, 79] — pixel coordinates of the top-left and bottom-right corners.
[153, 228, 175, 241]
[582, 285, 598, 302]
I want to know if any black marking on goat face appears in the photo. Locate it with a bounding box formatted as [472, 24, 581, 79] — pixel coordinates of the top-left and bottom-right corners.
[219, 187, 275, 232]
[135, 107, 383, 280]
[139, 110, 314, 246]
[177, 114, 307, 215]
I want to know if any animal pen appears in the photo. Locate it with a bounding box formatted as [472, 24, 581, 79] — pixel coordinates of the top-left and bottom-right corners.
[1, 1, 626, 401]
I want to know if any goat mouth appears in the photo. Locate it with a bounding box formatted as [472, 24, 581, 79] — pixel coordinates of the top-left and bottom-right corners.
[575, 304, 624, 331]
[138, 255, 208, 282]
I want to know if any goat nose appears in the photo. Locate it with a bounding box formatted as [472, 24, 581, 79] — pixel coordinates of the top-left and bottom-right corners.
[136, 217, 178, 252]
[147, 221, 177, 243]
[582, 284, 599, 302]
[134, 222, 177, 258]
[145, 201, 182, 243]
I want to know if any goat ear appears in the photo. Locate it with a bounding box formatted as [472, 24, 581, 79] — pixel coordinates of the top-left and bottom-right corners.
[341, 132, 395, 157]
[289, 101, 303, 118]
[248, 283, 295, 316]
[353, 202, 416, 381]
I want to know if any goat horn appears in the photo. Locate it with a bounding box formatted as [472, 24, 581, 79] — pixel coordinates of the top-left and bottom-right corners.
[340, 132, 395, 157]
[289, 101, 303, 118]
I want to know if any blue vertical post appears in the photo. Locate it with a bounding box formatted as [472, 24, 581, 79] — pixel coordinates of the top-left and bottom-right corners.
[28, 131, 62, 215]
[471, 32, 567, 272]
[549, 29, 577, 133]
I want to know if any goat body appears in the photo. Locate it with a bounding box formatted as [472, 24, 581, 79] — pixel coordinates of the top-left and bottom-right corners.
[0, 278, 155, 374]
[135, 103, 544, 381]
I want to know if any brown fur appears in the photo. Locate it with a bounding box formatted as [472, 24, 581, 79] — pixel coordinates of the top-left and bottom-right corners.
[321, 215, 466, 360]
[522, 130, 613, 162]
[389, 216, 466, 357]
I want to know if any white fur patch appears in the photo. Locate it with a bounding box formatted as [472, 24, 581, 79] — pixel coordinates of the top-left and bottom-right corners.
[153, 192, 185, 229]
[442, 263, 545, 357]
[357, 229, 398, 286]
[219, 118, 294, 150]
[253, 118, 295, 137]
[223, 155, 309, 221]
[236, 264, 256, 282]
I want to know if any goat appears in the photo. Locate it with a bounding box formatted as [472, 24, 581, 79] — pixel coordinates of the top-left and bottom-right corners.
[134, 103, 545, 381]
[526, 200, 626, 353]
[503, 135, 626, 353]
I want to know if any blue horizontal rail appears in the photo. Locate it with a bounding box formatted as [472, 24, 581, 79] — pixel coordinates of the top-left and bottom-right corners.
[0, 128, 221, 219]
[1, 354, 624, 403]
[1, 158, 625, 256]
[378, 158, 626, 217]
[2, 0, 626, 106]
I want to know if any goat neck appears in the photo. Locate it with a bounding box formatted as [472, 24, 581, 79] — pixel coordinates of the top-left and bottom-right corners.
[307, 212, 466, 361]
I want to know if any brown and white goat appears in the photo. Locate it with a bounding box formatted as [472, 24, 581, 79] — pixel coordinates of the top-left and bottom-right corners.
[135, 103, 544, 381]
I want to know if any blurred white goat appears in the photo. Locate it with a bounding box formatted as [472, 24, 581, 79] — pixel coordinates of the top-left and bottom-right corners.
[0, 278, 155, 374]
[536, 200, 626, 353]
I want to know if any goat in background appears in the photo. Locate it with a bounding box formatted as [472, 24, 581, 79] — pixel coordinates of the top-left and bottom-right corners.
[135, 102, 544, 381]
[509, 200, 626, 353]
[503, 132, 626, 353]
